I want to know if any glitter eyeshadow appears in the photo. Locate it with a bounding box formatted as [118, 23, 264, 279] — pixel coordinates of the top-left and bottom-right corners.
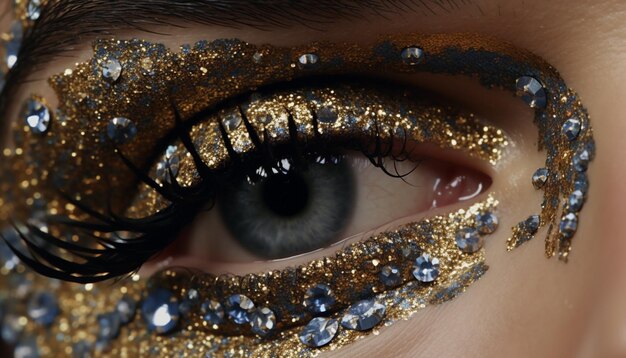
[0, 29, 595, 357]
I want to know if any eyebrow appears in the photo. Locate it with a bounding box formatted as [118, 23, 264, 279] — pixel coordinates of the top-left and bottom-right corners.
[0, 0, 476, 132]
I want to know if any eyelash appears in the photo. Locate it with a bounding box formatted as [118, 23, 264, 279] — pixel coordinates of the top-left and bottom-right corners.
[5, 92, 419, 284]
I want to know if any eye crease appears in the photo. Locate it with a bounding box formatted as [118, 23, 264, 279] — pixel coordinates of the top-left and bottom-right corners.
[0, 27, 595, 358]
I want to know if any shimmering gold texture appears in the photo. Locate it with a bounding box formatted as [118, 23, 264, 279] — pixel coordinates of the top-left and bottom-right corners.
[0, 29, 595, 357]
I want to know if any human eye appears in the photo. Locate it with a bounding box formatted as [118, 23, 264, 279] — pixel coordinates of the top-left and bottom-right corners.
[0, 2, 598, 357]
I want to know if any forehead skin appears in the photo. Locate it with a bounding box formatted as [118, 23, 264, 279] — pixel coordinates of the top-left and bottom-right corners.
[1, 0, 625, 356]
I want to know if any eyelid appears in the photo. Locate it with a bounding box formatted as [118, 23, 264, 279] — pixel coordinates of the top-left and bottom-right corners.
[127, 83, 507, 219]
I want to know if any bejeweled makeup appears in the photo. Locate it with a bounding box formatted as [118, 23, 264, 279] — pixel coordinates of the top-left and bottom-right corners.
[0, 1, 595, 357]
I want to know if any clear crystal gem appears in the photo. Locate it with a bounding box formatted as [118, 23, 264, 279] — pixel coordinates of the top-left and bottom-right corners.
[140, 289, 179, 334]
[455, 227, 484, 253]
[0, 228, 21, 270]
[412, 253, 440, 283]
[340, 299, 386, 331]
[2, 313, 24, 343]
[561, 117, 581, 141]
[201, 300, 224, 325]
[317, 106, 338, 123]
[559, 213, 578, 239]
[179, 289, 200, 316]
[5, 21, 23, 69]
[102, 58, 123, 82]
[476, 212, 498, 234]
[524, 215, 541, 234]
[515, 76, 547, 108]
[567, 190, 585, 212]
[250, 306, 276, 336]
[573, 147, 591, 172]
[297, 53, 319, 69]
[107, 117, 137, 144]
[97, 312, 121, 341]
[303, 284, 336, 313]
[27, 292, 59, 326]
[379, 264, 402, 287]
[574, 175, 589, 195]
[24, 98, 51, 134]
[257, 113, 273, 124]
[252, 52, 264, 64]
[225, 294, 255, 324]
[400, 46, 424, 65]
[222, 113, 242, 132]
[115, 296, 137, 324]
[14, 337, 39, 358]
[532, 168, 549, 189]
[298, 317, 338, 348]
[155, 145, 180, 183]
[26, 0, 42, 21]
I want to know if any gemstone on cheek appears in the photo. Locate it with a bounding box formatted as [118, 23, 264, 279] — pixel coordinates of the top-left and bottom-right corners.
[303, 284, 336, 314]
[379, 264, 403, 287]
[515, 76, 547, 109]
[561, 117, 582, 141]
[106, 117, 138, 144]
[298, 317, 339, 348]
[455, 227, 484, 253]
[115, 296, 137, 325]
[102, 58, 123, 82]
[340, 299, 386, 331]
[23, 98, 52, 135]
[532, 168, 549, 189]
[297, 53, 319, 69]
[250, 306, 276, 336]
[201, 300, 224, 326]
[559, 213, 578, 239]
[27, 292, 59, 326]
[476, 212, 498, 235]
[412, 253, 440, 283]
[400, 46, 425, 65]
[140, 289, 180, 334]
[225, 294, 255, 324]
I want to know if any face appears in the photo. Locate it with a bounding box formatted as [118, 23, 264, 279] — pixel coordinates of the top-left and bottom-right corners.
[0, 0, 623, 356]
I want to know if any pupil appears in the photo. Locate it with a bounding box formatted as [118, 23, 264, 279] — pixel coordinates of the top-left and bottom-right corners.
[261, 171, 309, 217]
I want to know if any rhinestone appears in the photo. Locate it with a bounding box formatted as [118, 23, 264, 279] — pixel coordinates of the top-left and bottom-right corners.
[97, 312, 121, 341]
[317, 106, 338, 123]
[0, 228, 21, 270]
[379, 265, 402, 287]
[524, 215, 541, 234]
[27, 292, 59, 326]
[412, 253, 440, 283]
[252, 52, 264, 63]
[225, 294, 255, 324]
[201, 300, 224, 325]
[257, 113, 273, 124]
[562, 117, 581, 141]
[5, 21, 23, 69]
[115, 296, 137, 324]
[573, 147, 591, 172]
[400, 46, 424, 65]
[23, 98, 51, 134]
[303, 284, 336, 313]
[455, 227, 484, 253]
[26, 0, 42, 21]
[179, 289, 200, 316]
[102, 58, 123, 82]
[515, 76, 547, 109]
[14, 337, 39, 358]
[532, 168, 549, 189]
[107, 117, 137, 144]
[2, 314, 24, 343]
[141, 289, 179, 334]
[476, 212, 498, 234]
[567, 190, 585, 212]
[560, 213, 578, 239]
[574, 175, 589, 195]
[72, 340, 92, 358]
[222, 113, 242, 132]
[298, 317, 338, 348]
[297, 53, 319, 69]
[250, 306, 276, 336]
[155, 145, 180, 183]
[340, 299, 386, 331]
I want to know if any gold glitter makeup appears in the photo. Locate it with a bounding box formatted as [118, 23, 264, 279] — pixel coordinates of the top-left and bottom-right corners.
[0, 23, 595, 358]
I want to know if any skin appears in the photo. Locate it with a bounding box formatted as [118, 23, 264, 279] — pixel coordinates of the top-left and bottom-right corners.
[1, 0, 625, 356]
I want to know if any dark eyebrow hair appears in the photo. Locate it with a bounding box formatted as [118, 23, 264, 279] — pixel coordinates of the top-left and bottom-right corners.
[0, 0, 476, 131]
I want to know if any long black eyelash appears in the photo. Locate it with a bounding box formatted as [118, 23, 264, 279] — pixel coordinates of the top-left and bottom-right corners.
[2, 100, 419, 283]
